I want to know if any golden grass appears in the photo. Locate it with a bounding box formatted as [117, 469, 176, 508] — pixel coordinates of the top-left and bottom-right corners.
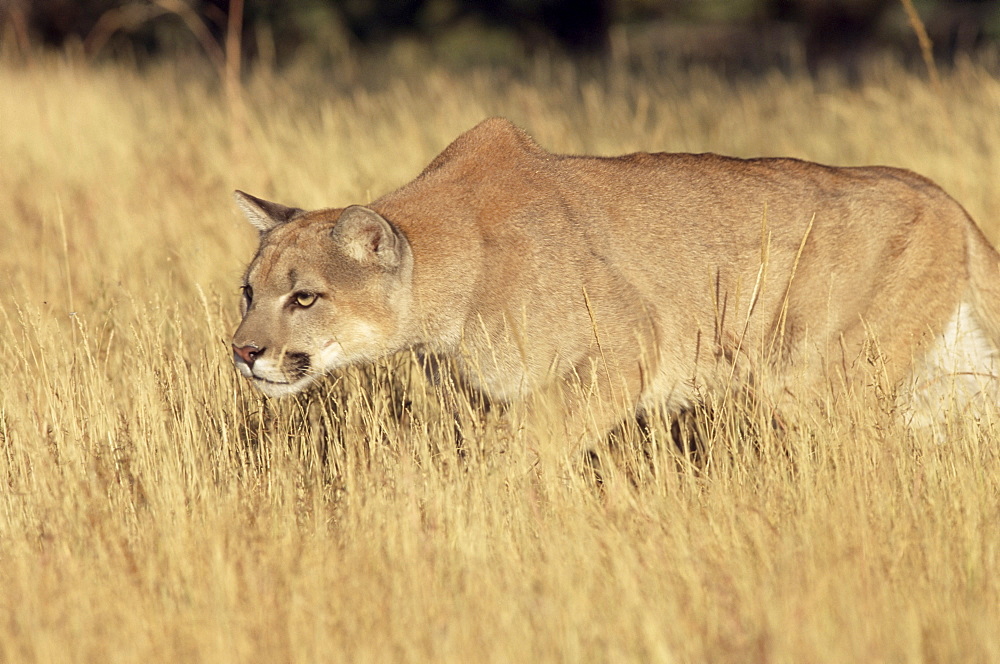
[2, 47, 1000, 662]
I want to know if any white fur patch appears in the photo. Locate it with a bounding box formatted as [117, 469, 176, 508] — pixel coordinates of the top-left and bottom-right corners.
[318, 339, 346, 371]
[904, 302, 1000, 430]
[317, 321, 384, 372]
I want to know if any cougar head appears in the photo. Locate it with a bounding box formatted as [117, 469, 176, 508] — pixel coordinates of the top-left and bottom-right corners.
[231, 191, 413, 397]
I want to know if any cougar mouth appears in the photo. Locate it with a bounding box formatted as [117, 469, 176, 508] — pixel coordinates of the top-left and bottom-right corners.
[235, 350, 315, 396]
[252, 374, 293, 387]
[249, 372, 316, 398]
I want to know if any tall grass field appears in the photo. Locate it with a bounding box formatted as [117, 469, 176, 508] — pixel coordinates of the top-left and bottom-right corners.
[2, 42, 1000, 662]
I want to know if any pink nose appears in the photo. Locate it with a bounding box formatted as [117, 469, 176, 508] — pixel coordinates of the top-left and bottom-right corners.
[233, 344, 262, 368]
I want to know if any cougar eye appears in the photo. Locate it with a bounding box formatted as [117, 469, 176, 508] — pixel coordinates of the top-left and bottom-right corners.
[293, 291, 317, 308]
[241, 285, 253, 305]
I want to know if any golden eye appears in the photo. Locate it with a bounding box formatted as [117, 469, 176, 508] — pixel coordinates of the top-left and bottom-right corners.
[294, 291, 317, 308]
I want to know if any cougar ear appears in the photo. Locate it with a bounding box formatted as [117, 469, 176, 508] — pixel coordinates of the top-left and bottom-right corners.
[333, 206, 405, 270]
[233, 190, 303, 233]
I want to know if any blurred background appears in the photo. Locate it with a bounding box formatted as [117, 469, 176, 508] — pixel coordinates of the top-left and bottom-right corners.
[3, 0, 1000, 75]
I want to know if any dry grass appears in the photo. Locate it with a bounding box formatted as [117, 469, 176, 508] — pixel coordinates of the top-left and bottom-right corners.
[2, 45, 1000, 662]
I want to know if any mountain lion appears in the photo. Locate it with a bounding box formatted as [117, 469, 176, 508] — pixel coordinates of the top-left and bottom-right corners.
[232, 117, 1000, 444]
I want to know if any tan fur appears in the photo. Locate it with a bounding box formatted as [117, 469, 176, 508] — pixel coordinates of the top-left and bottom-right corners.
[232, 117, 1000, 444]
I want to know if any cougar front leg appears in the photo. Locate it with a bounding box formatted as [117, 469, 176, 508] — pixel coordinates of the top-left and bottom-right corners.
[418, 351, 494, 458]
[523, 350, 646, 476]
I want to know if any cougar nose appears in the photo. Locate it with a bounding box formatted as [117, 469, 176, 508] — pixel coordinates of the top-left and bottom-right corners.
[233, 344, 263, 368]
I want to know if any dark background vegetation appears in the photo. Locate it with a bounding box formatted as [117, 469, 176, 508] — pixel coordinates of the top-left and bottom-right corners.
[2, 0, 1000, 72]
